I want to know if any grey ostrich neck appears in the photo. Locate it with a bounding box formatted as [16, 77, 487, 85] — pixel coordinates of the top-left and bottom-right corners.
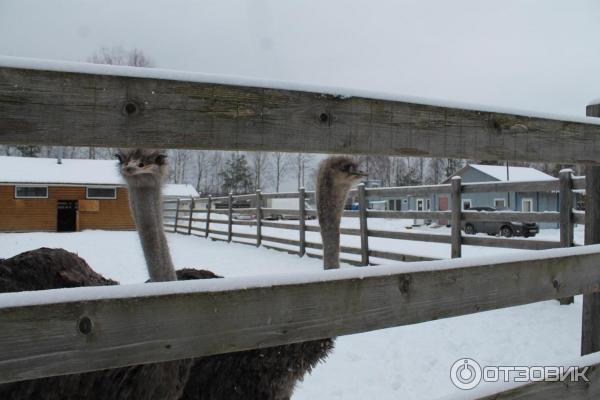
[128, 180, 176, 282]
[318, 174, 353, 270]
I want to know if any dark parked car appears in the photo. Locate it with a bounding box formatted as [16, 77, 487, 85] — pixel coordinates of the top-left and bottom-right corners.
[461, 206, 539, 238]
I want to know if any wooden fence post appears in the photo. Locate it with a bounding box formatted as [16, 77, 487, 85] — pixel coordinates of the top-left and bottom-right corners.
[559, 169, 574, 305]
[187, 197, 194, 235]
[451, 176, 462, 258]
[582, 103, 600, 355]
[228, 192, 233, 243]
[205, 195, 212, 238]
[358, 183, 370, 266]
[173, 198, 180, 233]
[256, 190, 262, 247]
[299, 187, 306, 257]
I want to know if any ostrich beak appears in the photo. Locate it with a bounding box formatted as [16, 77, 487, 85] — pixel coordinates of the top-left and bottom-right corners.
[352, 170, 368, 177]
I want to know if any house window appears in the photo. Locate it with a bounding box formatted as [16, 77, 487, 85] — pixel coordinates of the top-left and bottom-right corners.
[494, 198, 506, 208]
[86, 186, 117, 199]
[425, 198, 431, 211]
[462, 199, 472, 210]
[522, 198, 533, 212]
[416, 199, 425, 211]
[15, 185, 48, 199]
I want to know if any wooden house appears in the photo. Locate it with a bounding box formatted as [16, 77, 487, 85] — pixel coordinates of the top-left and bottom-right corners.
[0, 156, 198, 232]
[373, 164, 559, 227]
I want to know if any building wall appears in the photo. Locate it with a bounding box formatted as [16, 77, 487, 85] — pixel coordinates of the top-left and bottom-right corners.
[0, 185, 135, 232]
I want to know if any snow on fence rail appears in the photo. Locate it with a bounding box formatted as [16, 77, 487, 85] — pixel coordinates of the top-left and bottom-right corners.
[164, 175, 584, 263]
[2, 61, 600, 397]
[1, 245, 600, 386]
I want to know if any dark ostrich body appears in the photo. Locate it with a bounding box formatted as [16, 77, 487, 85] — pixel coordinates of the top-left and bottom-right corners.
[0, 248, 201, 400]
[0, 249, 333, 400]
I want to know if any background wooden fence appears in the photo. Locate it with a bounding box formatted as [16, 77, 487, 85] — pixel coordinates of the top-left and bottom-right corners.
[164, 173, 585, 265]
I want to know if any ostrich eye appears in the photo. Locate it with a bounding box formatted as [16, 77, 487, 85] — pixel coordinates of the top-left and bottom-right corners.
[138, 162, 144, 168]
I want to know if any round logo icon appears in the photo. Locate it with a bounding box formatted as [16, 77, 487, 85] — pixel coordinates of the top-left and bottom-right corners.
[450, 358, 482, 390]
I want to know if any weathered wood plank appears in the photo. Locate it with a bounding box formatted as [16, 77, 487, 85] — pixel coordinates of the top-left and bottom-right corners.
[582, 104, 600, 355]
[256, 190, 262, 247]
[368, 249, 439, 262]
[368, 229, 451, 244]
[231, 220, 256, 226]
[574, 211, 586, 225]
[573, 176, 586, 191]
[451, 177, 462, 258]
[298, 187, 306, 257]
[3, 64, 600, 163]
[205, 195, 212, 238]
[173, 199, 181, 233]
[227, 193, 233, 243]
[231, 193, 255, 200]
[304, 241, 363, 255]
[261, 192, 301, 199]
[260, 221, 300, 230]
[1, 246, 600, 383]
[582, 167, 600, 354]
[358, 184, 370, 266]
[559, 170, 575, 305]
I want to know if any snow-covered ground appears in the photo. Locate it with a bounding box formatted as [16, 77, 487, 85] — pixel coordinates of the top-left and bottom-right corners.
[0, 227, 593, 399]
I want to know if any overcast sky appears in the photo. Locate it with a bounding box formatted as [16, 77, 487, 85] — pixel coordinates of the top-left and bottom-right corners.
[1, 0, 599, 118]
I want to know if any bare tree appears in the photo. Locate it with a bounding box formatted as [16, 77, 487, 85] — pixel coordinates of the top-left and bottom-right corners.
[249, 152, 270, 191]
[271, 152, 292, 192]
[168, 150, 191, 184]
[296, 153, 313, 189]
[88, 46, 153, 67]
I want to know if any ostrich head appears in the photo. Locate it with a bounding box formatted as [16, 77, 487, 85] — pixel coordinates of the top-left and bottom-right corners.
[319, 156, 367, 190]
[115, 149, 167, 188]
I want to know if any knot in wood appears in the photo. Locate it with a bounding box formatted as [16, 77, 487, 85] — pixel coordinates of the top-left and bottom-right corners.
[78, 316, 93, 335]
[122, 100, 141, 116]
[491, 120, 502, 132]
[552, 279, 560, 290]
[398, 275, 411, 295]
[319, 112, 329, 124]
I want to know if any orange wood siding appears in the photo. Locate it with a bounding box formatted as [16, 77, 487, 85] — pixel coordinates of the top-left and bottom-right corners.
[0, 185, 135, 232]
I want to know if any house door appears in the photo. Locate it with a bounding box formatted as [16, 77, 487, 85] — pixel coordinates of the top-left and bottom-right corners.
[57, 200, 78, 232]
[438, 196, 449, 225]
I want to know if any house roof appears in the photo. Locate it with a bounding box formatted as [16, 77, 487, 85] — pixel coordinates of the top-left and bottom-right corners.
[163, 184, 199, 198]
[0, 155, 123, 185]
[444, 164, 555, 183]
[0, 156, 199, 197]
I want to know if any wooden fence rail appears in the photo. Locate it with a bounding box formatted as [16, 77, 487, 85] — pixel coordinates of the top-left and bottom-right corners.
[3, 59, 600, 165]
[0, 245, 599, 384]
